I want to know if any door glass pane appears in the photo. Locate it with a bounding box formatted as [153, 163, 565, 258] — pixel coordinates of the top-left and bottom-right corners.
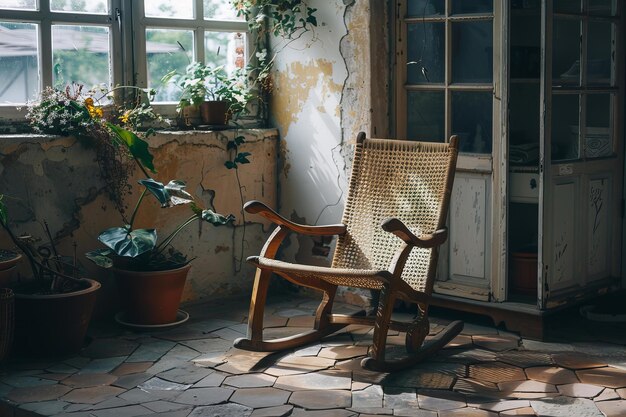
[51, 0, 108, 14]
[144, 0, 193, 19]
[0, 22, 39, 103]
[551, 94, 580, 161]
[451, 0, 492, 14]
[407, 22, 444, 84]
[585, 94, 612, 158]
[204, 0, 242, 20]
[510, 83, 540, 164]
[0, 0, 36, 10]
[452, 91, 492, 154]
[588, 0, 615, 16]
[553, 18, 581, 86]
[408, 0, 444, 17]
[452, 21, 493, 83]
[52, 25, 111, 90]
[147, 29, 193, 102]
[587, 21, 612, 85]
[554, 0, 581, 14]
[407, 91, 444, 141]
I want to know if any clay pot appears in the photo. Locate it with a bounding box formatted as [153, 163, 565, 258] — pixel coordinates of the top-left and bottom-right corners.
[13, 278, 100, 355]
[113, 264, 191, 325]
[0, 250, 22, 287]
[200, 100, 230, 125]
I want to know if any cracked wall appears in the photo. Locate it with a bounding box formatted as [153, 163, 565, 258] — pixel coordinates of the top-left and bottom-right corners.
[270, 1, 385, 306]
[0, 129, 278, 316]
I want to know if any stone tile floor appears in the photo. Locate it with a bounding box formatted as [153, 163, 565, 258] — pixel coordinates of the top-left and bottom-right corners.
[1, 293, 626, 417]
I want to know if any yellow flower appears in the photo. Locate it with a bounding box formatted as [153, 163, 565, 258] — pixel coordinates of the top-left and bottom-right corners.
[119, 110, 131, 124]
[84, 97, 103, 118]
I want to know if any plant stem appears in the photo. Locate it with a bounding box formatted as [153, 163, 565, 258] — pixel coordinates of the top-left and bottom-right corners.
[128, 189, 148, 229]
[234, 166, 246, 273]
[154, 214, 199, 255]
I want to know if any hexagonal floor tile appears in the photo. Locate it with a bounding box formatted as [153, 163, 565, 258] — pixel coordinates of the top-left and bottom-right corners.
[275, 371, 352, 391]
[468, 362, 526, 384]
[230, 387, 291, 408]
[525, 366, 578, 385]
[224, 373, 276, 388]
[577, 367, 626, 389]
[552, 353, 607, 370]
[417, 389, 466, 411]
[557, 383, 604, 398]
[290, 389, 351, 409]
[472, 335, 519, 352]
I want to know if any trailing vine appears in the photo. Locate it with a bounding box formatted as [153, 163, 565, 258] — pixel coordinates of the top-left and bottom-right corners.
[225, 133, 251, 272]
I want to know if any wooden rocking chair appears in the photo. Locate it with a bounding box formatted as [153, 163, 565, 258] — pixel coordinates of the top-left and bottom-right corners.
[234, 132, 462, 372]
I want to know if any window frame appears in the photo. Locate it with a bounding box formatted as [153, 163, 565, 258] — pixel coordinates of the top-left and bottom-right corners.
[0, 0, 250, 123]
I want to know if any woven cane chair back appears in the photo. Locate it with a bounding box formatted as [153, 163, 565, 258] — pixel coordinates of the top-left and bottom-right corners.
[331, 138, 456, 294]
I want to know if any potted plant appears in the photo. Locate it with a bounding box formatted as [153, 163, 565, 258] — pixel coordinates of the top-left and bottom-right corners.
[162, 62, 251, 127]
[85, 124, 234, 327]
[0, 249, 21, 288]
[0, 195, 100, 356]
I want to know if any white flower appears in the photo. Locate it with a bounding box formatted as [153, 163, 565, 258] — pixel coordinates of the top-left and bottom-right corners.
[256, 49, 267, 61]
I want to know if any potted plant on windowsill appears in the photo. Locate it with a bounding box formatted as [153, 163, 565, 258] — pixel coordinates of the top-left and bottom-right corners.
[85, 123, 234, 327]
[0, 249, 22, 287]
[162, 62, 251, 127]
[0, 195, 100, 356]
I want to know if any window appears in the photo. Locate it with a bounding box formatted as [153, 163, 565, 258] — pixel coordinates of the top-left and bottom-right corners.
[395, 0, 494, 154]
[0, 0, 248, 120]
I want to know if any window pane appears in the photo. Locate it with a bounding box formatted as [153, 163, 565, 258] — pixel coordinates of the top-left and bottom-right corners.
[452, 21, 493, 83]
[51, 0, 109, 14]
[147, 29, 193, 102]
[0, 22, 39, 103]
[407, 23, 444, 84]
[587, 22, 612, 85]
[554, 0, 581, 14]
[585, 94, 612, 158]
[204, 0, 241, 20]
[552, 18, 581, 85]
[407, 91, 444, 141]
[52, 25, 110, 90]
[589, 0, 616, 16]
[144, 0, 193, 19]
[452, 91, 492, 154]
[551, 94, 580, 161]
[451, 0, 492, 14]
[0, 0, 36, 10]
[204, 31, 241, 71]
[408, 0, 444, 17]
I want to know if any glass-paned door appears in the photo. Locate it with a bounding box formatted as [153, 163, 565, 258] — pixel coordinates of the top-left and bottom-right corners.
[540, 0, 623, 307]
[396, 0, 503, 300]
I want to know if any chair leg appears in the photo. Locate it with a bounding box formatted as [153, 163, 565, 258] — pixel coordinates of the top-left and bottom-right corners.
[361, 320, 464, 372]
[233, 270, 348, 352]
[367, 285, 396, 364]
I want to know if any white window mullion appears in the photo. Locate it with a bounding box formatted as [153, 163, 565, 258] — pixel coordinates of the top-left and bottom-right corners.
[39, 0, 53, 90]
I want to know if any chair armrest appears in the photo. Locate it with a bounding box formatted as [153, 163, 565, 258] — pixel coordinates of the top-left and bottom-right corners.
[381, 218, 448, 248]
[244, 200, 347, 236]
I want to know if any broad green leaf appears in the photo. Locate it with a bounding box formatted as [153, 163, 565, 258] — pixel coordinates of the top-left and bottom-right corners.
[227, 141, 237, 151]
[107, 123, 156, 173]
[224, 161, 237, 170]
[235, 152, 251, 164]
[201, 210, 235, 226]
[85, 249, 113, 268]
[166, 180, 193, 205]
[98, 226, 157, 258]
[234, 135, 246, 145]
[139, 179, 193, 207]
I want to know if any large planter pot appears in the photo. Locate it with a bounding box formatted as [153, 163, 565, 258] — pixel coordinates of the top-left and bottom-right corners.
[13, 278, 100, 356]
[200, 100, 230, 125]
[0, 250, 22, 287]
[113, 264, 191, 326]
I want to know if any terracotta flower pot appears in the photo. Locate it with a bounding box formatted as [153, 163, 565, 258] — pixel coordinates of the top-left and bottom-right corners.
[0, 250, 22, 288]
[113, 264, 191, 325]
[13, 278, 100, 355]
[200, 100, 230, 125]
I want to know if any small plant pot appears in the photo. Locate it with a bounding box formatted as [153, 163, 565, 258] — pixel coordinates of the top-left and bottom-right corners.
[177, 105, 202, 128]
[13, 278, 100, 356]
[113, 264, 191, 326]
[200, 100, 230, 125]
[0, 250, 22, 287]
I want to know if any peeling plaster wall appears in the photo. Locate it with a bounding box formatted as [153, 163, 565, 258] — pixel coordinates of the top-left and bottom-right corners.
[0, 129, 278, 316]
[269, 1, 377, 306]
